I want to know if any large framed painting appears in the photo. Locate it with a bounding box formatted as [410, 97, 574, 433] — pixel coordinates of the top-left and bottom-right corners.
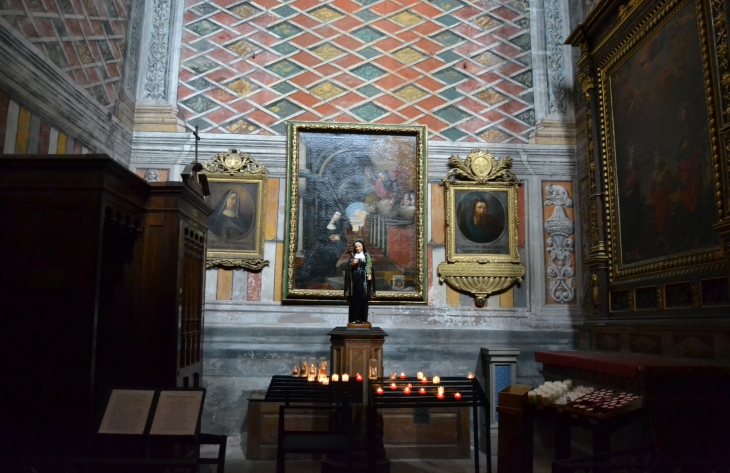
[283, 122, 428, 303]
[602, 0, 724, 280]
[201, 150, 268, 270]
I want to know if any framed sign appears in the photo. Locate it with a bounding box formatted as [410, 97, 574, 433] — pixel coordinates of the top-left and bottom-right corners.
[283, 121, 428, 303]
[201, 150, 268, 270]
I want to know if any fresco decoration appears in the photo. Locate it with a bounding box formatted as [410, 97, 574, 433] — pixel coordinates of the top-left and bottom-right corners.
[284, 121, 427, 303]
[200, 149, 269, 271]
[0, 0, 131, 110]
[603, 0, 725, 280]
[543, 182, 576, 305]
[177, 0, 534, 142]
[438, 149, 524, 307]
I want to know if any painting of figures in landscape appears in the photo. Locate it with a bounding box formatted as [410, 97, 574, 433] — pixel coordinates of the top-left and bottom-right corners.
[611, 1, 717, 265]
[284, 122, 426, 302]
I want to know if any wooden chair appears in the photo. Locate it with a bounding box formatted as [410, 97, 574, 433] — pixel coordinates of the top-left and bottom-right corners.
[276, 404, 354, 473]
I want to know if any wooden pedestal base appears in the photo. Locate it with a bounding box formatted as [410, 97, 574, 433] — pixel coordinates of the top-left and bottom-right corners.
[328, 326, 387, 381]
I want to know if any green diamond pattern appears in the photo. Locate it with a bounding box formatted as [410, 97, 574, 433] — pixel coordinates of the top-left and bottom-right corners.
[439, 87, 463, 100]
[273, 5, 297, 17]
[511, 34, 531, 50]
[188, 77, 211, 90]
[273, 43, 298, 55]
[191, 3, 217, 16]
[352, 103, 388, 121]
[182, 95, 217, 114]
[515, 18, 530, 29]
[515, 109, 535, 125]
[520, 92, 534, 104]
[435, 14, 460, 26]
[355, 10, 379, 21]
[434, 105, 470, 123]
[438, 50, 461, 64]
[267, 99, 302, 118]
[351, 64, 387, 80]
[269, 22, 303, 39]
[430, 0, 466, 11]
[188, 19, 221, 36]
[433, 68, 468, 84]
[272, 82, 297, 94]
[185, 57, 218, 74]
[356, 0, 383, 5]
[267, 60, 304, 78]
[431, 31, 465, 46]
[512, 71, 533, 88]
[441, 127, 466, 140]
[358, 84, 381, 97]
[352, 27, 385, 43]
[358, 47, 380, 59]
[191, 39, 214, 52]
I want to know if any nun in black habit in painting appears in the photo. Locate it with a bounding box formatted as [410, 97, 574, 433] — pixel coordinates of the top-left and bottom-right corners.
[344, 239, 375, 324]
[209, 190, 252, 240]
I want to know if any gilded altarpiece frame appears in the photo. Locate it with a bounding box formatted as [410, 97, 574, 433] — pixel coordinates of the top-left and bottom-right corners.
[438, 149, 525, 307]
[283, 122, 428, 303]
[598, 0, 726, 283]
[201, 150, 269, 271]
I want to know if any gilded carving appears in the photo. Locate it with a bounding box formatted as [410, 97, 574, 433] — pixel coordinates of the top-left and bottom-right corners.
[200, 150, 269, 270]
[438, 149, 525, 303]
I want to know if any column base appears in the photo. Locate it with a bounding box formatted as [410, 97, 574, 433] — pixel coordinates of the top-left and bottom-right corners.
[133, 104, 186, 132]
[529, 118, 576, 145]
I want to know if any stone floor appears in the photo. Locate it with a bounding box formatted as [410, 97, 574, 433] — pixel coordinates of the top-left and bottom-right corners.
[200, 433, 554, 473]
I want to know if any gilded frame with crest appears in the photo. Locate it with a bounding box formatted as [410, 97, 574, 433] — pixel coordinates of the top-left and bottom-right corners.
[200, 149, 268, 270]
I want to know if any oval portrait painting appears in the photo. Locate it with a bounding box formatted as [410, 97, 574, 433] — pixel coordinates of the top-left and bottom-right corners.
[456, 191, 506, 244]
[208, 185, 255, 240]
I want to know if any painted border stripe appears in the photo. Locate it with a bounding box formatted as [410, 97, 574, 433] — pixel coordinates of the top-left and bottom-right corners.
[3, 100, 19, 154]
[57, 133, 67, 155]
[15, 107, 32, 154]
[48, 127, 59, 154]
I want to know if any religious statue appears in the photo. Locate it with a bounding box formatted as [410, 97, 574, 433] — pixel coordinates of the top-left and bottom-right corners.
[344, 240, 375, 324]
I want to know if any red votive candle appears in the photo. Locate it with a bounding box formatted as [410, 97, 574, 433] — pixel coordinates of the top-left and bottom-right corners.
[421, 377, 428, 384]
[406, 383, 412, 389]
[437, 393, 445, 400]
[419, 388, 426, 395]
[399, 372, 406, 379]
[356, 373, 363, 382]
[390, 382, 397, 390]
[454, 392, 462, 400]
[376, 387, 384, 395]
[403, 387, 411, 395]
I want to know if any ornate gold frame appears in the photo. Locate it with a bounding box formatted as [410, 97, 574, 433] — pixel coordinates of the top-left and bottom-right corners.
[598, 0, 726, 283]
[283, 121, 428, 303]
[201, 149, 269, 271]
[438, 149, 524, 307]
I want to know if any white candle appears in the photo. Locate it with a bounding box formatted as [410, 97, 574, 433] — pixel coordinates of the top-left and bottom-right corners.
[432, 376, 441, 384]
[342, 374, 350, 382]
[331, 374, 339, 382]
[322, 377, 330, 385]
[467, 372, 475, 379]
[416, 372, 424, 380]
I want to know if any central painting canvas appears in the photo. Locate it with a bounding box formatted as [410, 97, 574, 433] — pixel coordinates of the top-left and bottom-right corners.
[284, 122, 427, 303]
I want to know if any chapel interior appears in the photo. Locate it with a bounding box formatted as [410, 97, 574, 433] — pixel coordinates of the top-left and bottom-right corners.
[1, 0, 730, 471]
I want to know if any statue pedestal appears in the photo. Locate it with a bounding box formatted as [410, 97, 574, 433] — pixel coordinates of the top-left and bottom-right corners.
[329, 325, 387, 380]
[324, 325, 390, 473]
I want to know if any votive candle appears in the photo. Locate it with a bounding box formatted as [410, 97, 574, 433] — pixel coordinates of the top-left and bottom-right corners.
[390, 382, 397, 390]
[403, 387, 411, 395]
[399, 372, 406, 379]
[454, 392, 462, 400]
[433, 376, 441, 384]
[467, 372, 475, 379]
[356, 373, 363, 382]
[331, 374, 339, 382]
[342, 374, 350, 382]
[416, 372, 424, 380]
[421, 377, 428, 384]
[376, 387, 384, 395]
[322, 377, 330, 385]
[419, 388, 426, 395]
